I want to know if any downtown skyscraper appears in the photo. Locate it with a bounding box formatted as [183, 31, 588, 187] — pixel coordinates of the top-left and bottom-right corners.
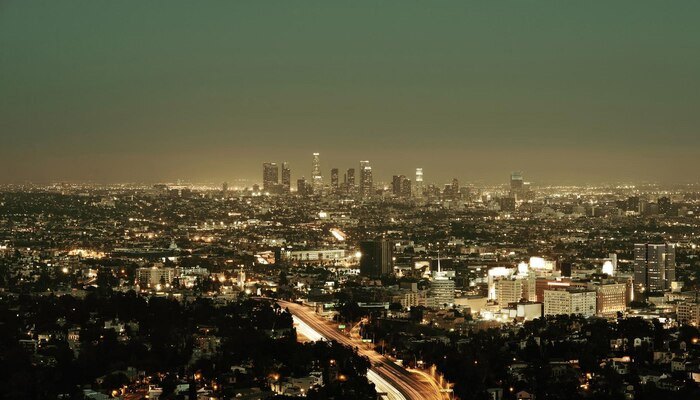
[281, 162, 291, 193]
[262, 162, 279, 192]
[359, 160, 372, 198]
[311, 153, 323, 192]
[414, 168, 424, 198]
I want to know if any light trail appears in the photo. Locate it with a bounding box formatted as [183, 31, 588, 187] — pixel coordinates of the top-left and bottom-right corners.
[292, 315, 325, 342]
[292, 314, 406, 400]
[281, 300, 443, 400]
[367, 369, 407, 400]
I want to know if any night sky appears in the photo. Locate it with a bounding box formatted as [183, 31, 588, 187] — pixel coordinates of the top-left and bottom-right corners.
[1, 1, 699, 185]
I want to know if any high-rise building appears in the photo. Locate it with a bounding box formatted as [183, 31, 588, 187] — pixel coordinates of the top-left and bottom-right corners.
[263, 162, 279, 192]
[346, 168, 355, 187]
[414, 168, 424, 198]
[443, 178, 460, 200]
[392, 175, 412, 198]
[627, 196, 641, 213]
[430, 271, 455, 308]
[330, 168, 339, 190]
[510, 171, 524, 191]
[392, 175, 404, 196]
[281, 162, 291, 193]
[359, 239, 393, 278]
[297, 177, 310, 196]
[634, 243, 675, 294]
[311, 153, 322, 192]
[359, 161, 373, 198]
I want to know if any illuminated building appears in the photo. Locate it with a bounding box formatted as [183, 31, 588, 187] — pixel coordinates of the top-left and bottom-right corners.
[544, 288, 596, 316]
[634, 243, 675, 294]
[330, 168, 339, 190]
[430, 257, 455, 308]
[282, 249, 346, 263]
[311, 153, 322, 192]
[510, 171, 524, 191]
[392, 175, 412, 198]
[281, 162, 291, 192]
[496, 279, 523, 306]
[297, 177, 310, 196]
[346, 168, 355, 187]
[359, 238, 392, 278]
[263, 162, 279, 192]
[414, 168, 424, 198]
[594, 282, 627, 317]
[487, 266, 514, 300]
[359, 161, 373, 198]
[137, 266, 175, 289]
[677, 301, 700, 326]
[658, 196, 672, 214]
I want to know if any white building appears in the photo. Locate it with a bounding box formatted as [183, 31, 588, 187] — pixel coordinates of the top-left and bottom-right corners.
[282, 249, 346, 262]
[137, 267, 175, 289]
[430, 258, 455, 308]
[496, 279, 523, 306]
[544, 289, 596, 316]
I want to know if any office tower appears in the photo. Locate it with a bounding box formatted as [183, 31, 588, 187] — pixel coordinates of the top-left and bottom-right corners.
[331, 168, 339, 190]
[347, 168, 355, 187]
[431, 276, 456, 308]
[392, 175, 404, 196]
[281, 162, 291, 192]
[510, 171, 524, 191]
[392, 175, 412, 198]
[359, 239, 393, 278]
[297, 177, 309, 196]
[627, 196, 641, 213]
[221, 182, 228, 194]
[414, 168, 424, 198]
[401, 179, 412, 198]
[359, 161, 373, 198]
[430, 256, 455, 307]
[263, 162, 279, 192]
[634, 243, 675, 294]
[311, 153, 322, 192]
[658, 196, 672, 214]
[444, 178, 459, 200]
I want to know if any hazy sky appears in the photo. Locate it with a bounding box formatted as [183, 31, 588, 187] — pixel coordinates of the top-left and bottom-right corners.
[1, 1, 699, 185]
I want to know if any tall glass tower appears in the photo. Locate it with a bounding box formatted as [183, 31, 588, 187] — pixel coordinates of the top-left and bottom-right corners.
[311, 153, 322, 192]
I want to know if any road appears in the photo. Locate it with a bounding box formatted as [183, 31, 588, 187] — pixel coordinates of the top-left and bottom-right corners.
[278, 300, 444, 400]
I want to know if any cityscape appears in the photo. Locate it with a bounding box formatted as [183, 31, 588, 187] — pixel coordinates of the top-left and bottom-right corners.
[2, 2, 700, 400]
[1, 158, 699, 400]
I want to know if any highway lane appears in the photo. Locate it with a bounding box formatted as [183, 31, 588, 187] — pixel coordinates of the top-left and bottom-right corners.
[279, 300, 444, 400]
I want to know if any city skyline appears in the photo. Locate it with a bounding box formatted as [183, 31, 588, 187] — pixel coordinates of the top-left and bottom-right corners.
[2, 2, 700, 185]
[3, 2, 700, 400]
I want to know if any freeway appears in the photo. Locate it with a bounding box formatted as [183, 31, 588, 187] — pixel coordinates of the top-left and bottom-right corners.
[279, 300, 444, 400]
